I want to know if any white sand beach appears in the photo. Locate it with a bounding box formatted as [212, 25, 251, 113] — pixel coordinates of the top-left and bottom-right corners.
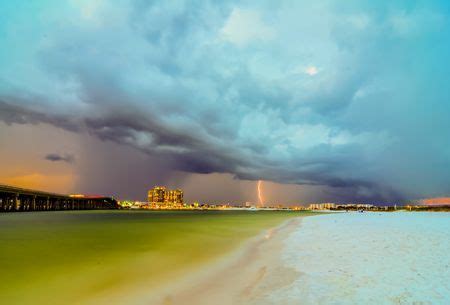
[141, 212, 450, 305]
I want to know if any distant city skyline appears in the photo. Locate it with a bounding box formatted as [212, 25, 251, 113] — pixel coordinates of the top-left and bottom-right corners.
[1, 1, 450, 204]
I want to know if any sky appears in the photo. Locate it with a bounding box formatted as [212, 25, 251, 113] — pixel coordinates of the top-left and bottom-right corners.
[1, 0, 450, 205]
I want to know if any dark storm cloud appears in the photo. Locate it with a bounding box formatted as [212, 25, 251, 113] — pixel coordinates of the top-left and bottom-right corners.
[1, 0, 450, 203]
[0, 100, 80, 132]
[45, 153, 75, 164]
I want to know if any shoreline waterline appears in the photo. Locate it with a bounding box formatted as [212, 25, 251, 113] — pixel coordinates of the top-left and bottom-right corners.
[133, 212, 450, 305]
[132, 216, 309, 305]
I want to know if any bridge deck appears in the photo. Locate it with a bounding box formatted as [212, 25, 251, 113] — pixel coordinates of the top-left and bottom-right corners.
[0, 184, 119, 212]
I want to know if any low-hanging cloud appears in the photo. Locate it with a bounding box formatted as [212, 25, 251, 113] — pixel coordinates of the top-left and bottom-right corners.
[1, 0, 450, 203]
[44, 153, 75, 164]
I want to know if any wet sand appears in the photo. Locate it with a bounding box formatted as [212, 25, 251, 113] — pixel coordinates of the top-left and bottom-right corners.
[143, 217, 304, 305]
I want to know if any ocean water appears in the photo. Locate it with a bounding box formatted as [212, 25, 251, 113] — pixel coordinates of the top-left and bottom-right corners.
[270, 212, 450, 305]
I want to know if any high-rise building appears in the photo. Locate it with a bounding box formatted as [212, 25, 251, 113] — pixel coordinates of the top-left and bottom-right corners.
[148, 186, 167, 203]
[308, 203, 336, 210]
[148, 186, 183, 205]
[172, 189, 183, 204]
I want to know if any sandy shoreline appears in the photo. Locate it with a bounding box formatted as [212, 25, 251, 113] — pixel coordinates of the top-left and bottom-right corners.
[140, 216, 303, 305]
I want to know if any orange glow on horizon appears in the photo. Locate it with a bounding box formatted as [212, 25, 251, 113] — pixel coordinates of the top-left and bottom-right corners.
[1, 173, 75, 194]
[421, 197, 450, 206]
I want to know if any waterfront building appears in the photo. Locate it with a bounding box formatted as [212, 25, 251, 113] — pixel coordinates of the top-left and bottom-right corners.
[165, 189, 183, 204]
[309, 203, 336, 210]
[148, 186, 167, 203]
[335, 203, 375, 210]
[148, 186, 184, 207]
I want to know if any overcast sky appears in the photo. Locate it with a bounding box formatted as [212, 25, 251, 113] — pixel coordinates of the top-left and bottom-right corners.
[1, 0, 450, 205]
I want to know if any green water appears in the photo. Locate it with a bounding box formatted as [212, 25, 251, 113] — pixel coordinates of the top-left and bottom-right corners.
[0, 210, 313, 304]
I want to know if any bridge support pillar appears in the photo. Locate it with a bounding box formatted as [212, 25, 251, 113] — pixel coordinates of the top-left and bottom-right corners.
[14, 194, 20, 211]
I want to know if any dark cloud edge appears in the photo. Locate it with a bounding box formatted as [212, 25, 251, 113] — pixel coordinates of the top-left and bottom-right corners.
[0, 99, 407, 204]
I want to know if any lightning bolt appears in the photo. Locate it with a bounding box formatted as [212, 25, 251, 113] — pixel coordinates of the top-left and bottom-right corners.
[257, 180, 264, 206]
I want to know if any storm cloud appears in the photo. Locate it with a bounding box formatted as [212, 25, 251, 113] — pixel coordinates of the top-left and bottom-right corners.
[1, 0, 450, 203]
[45, 153, 75, 164]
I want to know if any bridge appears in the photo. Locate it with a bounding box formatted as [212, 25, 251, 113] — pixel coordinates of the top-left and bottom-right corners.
[0, 184, 119, 212]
